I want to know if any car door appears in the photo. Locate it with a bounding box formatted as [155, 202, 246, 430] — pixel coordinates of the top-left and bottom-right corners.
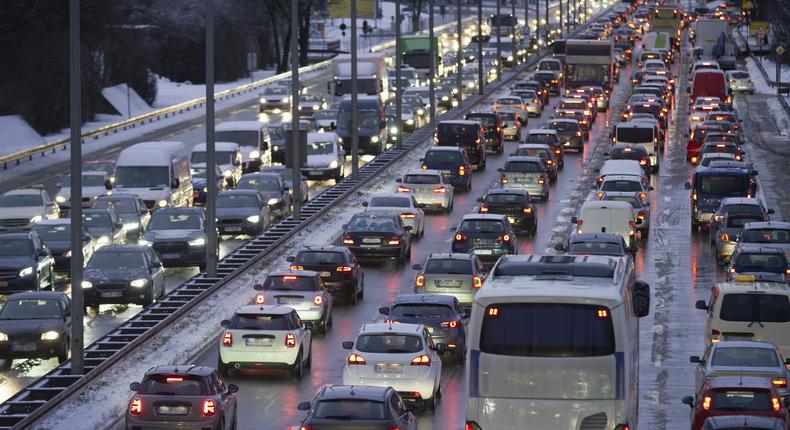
[293, 312, 311, 359]
[146, 248, 165, 297]
[42, 191, 58, 219]
[211, 372, 235, 428]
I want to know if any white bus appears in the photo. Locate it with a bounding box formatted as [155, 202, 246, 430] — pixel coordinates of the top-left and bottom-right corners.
[465, 254, 650, 430]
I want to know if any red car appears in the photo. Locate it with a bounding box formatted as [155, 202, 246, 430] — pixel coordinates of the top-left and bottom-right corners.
[687, 124, 723, 163]
[682, 376, 790, 430]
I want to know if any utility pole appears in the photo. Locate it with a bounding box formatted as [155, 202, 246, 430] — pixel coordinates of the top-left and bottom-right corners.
[395, 0, 402, 147]
[69, 0, 84, 375]
[456, 0, 463, 106]
[205, 0, 218, 278]
[544, 0, 549, 45]
[559, 0, 563, 38]
[477, 0, 484, 94]
[290, 0, 302, 216]
[524, 0, 529, 43]
[351, 0, 359, 178]
[429, 0, 436, 124]
[496, 0, 501, 80]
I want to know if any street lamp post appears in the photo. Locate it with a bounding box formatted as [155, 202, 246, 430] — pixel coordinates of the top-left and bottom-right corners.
[496, 0, 501, 80]
[429, 0, 436, 124]
[477, 0, 484, 94]
[395, 0, 402, 148]
[456, 0, 463, 105]
[351, 0, 359, 178]
[205, 0, 218, 278]
[290, 0, 302, 215]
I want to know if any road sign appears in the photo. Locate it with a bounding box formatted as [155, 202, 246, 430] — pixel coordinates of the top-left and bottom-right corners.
[329, 0, 375, 19]
[749, 21, 769, 37]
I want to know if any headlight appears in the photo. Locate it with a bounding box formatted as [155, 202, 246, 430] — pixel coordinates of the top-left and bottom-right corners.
[55, 195, 66, 203]
[337, 137, 344, 143]
[64, 250, 72, 257]
[124, 222, 140, 231]
[138, 239, 152, 246]
[188, 237, 206, 247]
[260, 97, 267, 104]
[81, 280, 93, 289]
[130, 278, 148, 288]
[272, 145, 279, 152]
[329, 160, 339, 169]
[19, 266, 34, 277]
[441, 96, 449, 101]
[507, 55, 514, 61]
[249, 150, 261, 160]
[267, 197, 280, 206]
[371, 136, 380, 143]
[417, 109, 425, 115]
[467, 82, 475, 88]
[222, 170, 232, 178]
[0, 333, 7, 342]
[41, 330, 60, 341]
[97, 235, 111, 246]
[390, 126, 399, 134]
[203, 187, 208, 192]
[312, 105, 320, 111]
[246, 215, 261, 223]
[157, 199, 168, 208]
[406, 119, 414, 125]
[29, 215, 42, 224]
[282, 97, 289, 103]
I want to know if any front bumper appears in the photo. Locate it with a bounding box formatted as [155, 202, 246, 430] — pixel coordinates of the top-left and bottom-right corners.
[84, 284, 151, 305]
[0, 337, 67, 360]
[301, 166, 336, 180]
[217, 219, 261, 236]
[151, 243, 207, 267]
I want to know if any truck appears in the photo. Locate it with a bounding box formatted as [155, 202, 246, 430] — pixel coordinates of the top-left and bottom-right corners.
[328, 52, 389, 102]
[691, 18, 736, 70]
[564, 39, 614, 93]
[401, 35, 442, 78]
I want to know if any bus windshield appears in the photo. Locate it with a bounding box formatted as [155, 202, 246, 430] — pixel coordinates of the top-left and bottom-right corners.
[697, 175, 748, 196]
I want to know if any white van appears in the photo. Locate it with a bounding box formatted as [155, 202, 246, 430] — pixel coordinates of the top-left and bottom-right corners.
[113, 141, 192, 211]
[215, 121, 271, 173]
[597, 159, 648, 188]
[465, 254, 650, 430]
[697, 279, 790, 358]
[189, 141, 242, 187]
[614, 122, 659, 171]
[573, 200, 637, 252]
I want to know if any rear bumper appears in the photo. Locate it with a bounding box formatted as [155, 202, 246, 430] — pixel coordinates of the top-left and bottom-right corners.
[126, 416, 222, 430]
[220, 348, 299, 367]
[343, 369, 437, 399]
[349, 245, 402, 258]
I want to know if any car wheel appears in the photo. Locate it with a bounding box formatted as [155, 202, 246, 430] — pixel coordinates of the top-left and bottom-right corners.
[57, 340, 70, 363]
[142, 291, 154, 307]
[198, 263, 207, 272]
[0, 359, 11, 371]
[290, 350, 304, 379]
[218, 358, 230, 377]
[358, 274, 365, 299]
[350, 283, 358, 305]
[305, 342, 313, 369]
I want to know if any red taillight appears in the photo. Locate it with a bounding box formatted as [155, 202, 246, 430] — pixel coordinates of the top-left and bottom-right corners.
[202, 399, 216, 417]
[432, 186, 446, 194]
[537, 177, 545, 184]
[638, 211, 646, 220]
[441, 320, 459, 328]
[342, 235, 355, 245]
[459, 166, 466, 176]
[500, 234, 511, 242]
[772, 378, 788, 388]
[314, 295, 323, 306]
[397, 185, 411, 193]
[222, 331, 232, 347]
[347, 353, 366, 364]
[480, 205, 489, 213]
[336, 266, 353, 273]
[415, 274, 425, 287]
[411, 354, 431, 366]
[400, 213, 416, 219]
[472, 275, 482, 288]
[523, 207, 532, 214]
[130, 398, 142, 416]
[711, 329, 721, 343]
[639, 159, 647, 165]
[702, 396, 712, 411]
[773, 397, 782, 412]
[454, 233, 466, 241]
[255, 294, 265, 304]
[388, 236, 401, 245]
[500, 176, 508, 184]
[286, 333, 297, 347]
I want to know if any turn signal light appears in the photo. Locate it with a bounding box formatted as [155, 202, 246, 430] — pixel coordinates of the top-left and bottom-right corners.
[255, 294, 265, 304]
[342, 235, 355, 245]
[314, 295, 323, 306]
[523, 207, 532, 214]
[223, 331, 232, 347]
[500, 234, 511, 242]
[500, 176, 509, 184]
[472, 275, 482, 288]
[415, 274, 425, 287]
[772, 378, 788, 388]
[290, 265, 304, 270]
[388, 237, 401, 245]
[459, 166, 466, 176]
[441, 320, 459, 328]
[397, 186, 411, 193]
[454, 233, 466, 241]
[130, 398, 143, 416]
[774, 397, 782, 412]
[432, 186, 447, 194]
[400, 213, 416, 219]
[480, 205, 489, 213]
[202, 399, 216, 417]
[702, 396, 712, 411]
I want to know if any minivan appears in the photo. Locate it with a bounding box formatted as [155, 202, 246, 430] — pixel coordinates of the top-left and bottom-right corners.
[572, 200, 637, 252]
[336, 95, 387, 155]
[113, 141, 193, 211]
[215, 121, 271, 173]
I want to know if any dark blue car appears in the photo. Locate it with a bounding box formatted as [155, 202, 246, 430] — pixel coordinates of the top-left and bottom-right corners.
[420, 147, 472, 192]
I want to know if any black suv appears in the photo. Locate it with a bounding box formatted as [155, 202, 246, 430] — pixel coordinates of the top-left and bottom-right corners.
[435, 120, 487, 171]
[140, 207, 213, 271]
[450, 214, 517, 264]
[477, 188, 536, 236]
[464, 112, 504, 155]
[287, 246, 365, 304]
[297, 385, 416, 430]
[342, 213, 412, 265]
[0, 231, 54, 293]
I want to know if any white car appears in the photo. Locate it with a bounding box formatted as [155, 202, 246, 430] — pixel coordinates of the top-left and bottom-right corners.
[512, 89, 542, 116]
[688, 104, 720, 133]
[726, 70, 755, 94]
[218, 305, 312, 379]
[492, 96, 528, 123]
[190, 141, 242, 187]
[0, 188, 59, 231]
[342, 323, 444, 410]
[394, 170, 454, 213]
[301, 132, 345, 182]
[252, 271, 333, 334]
[55, 171, 112, 214]
[363, 193, 425, 238]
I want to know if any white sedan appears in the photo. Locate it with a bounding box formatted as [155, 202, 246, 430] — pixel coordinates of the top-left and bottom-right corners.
[342, 323, 444, 410]
[363, 193, 425, 238]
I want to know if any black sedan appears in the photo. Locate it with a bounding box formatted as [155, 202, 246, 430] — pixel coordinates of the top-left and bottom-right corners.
[32, 219, 95, 274]
[0, 291, 71, 368]
[237, 173, 292, 219]
[451, 214, 517, 264]
[215, 190, 271, 237]
[342, 213, 412, 265]
[297, 385, 416, 430]
[191, 164, 228, 207]
[477, 188, 536, 236]
[606, 144, 650, 175]
[80, 208, 126, 248]
[139, 207, 213, 271]
[82, 245, 166, 308]
[555, 233, 631, 258]
[287, 245, 364, 304]
[0, 231, 55, 293]
[91, 194, 151, 241]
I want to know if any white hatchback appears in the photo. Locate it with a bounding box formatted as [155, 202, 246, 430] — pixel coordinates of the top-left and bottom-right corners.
[342, 323, 444, 410]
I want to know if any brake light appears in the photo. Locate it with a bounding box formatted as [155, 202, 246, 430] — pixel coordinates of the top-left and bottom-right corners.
[500, 234, 511, 242]
[387, 236, 401, 245]
[576, 131, 582, 136]
[500, 176, 508, 184]
[336, 266, 353, 273]
[454, 233, 466, 241]
[411, 354, 431, 366]
[638, 192, 648, 201]
[314, 295, 323, 306]
[523, 207, 532, 214]
[432, 186, 446, 193]
[255, 294, 265, 304]
[693, 193, 698, 201]
[441, 320, 460, 328]
[130, 398, 142, 416]
[638, 211, 646, 220]
[347, 353, 366, 364]
[342, 235, 355, 245]
[416, 274, 425, 287]
[640, 159, 647, 165]
[711, 329, 721, 343]
[546, 160, 553, 165]
[459, 166, 466, 176]
[554, 149, 560, 154]
[283, 275, 297, 280]
[397, 185, 411, 192]
[400, 213, 416, 219]
[772, 378, 788, 388]
[472, 275, 483, 288]
[285, 332, 297, 347]
[538, 177, 545, 184]
[702, 396, 712, 411]
[421, 165, 427, 170]
[223, 332, 232, 347]
[773, 397, 782, 412]
[202, 399, 215, 417]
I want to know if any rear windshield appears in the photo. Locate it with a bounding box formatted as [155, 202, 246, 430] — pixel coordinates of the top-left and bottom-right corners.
[603, 196, 641, 208]
[697, 176, 748, 196]
[711, 347, 779, 367]
[733, 253, 788, 273]
[526, 134, 558, 144]
[391, 304, 456, 318]
[424, 150, 462, 164]
[550, 121, 578, 131]
[140, 376, 209, 396]
[355, 334, 423, 353]
[569, 241, 623, 255]
[466, 115, 496, 126]
[610, 147, 646, 158]
[616, 127, 653, 143]
[742, 229, 790, 244]
[438, 123, 478, 140]
[601, 180, 642, 192]
[262, 275, 318, 291]
[720, 294, 790, 323]
[404, 174, 440, 185]
[458, 220, 505, 233]
[295, 251, 346, 265]
[369, 197, 410, 208]
[711, 389, 774, 412]
[480, 303, 615, 357]
[726, 215, 764, 228]
[704, 134, 737, 143]
[312, 400, 386, 420]
[485, 193, 528, 205]
[347, 216, 397, 231]
[504, 161, 542, 173]
[425, 258, 473, 274]
[230, 313, 291, 330]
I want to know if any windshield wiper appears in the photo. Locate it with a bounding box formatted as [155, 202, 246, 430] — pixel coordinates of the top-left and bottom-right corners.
[748, 318, 765, 328]
[323, 415, 356, 420]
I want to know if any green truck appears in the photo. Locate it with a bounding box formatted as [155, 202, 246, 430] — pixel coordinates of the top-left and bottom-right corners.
[401, 35, 442, 77]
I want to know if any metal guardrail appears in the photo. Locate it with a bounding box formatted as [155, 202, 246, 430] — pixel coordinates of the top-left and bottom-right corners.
[733, 26, 790, 118]
[0, 17, 473, 171]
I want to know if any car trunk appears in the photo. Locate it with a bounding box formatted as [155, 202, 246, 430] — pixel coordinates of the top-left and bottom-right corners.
[714, 292, 790, 356]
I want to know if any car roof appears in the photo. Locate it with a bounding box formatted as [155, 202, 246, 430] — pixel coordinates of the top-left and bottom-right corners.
[191, 142, 239, 152]
[517, 143, 551, 149]
[0, 232, 33, 240]
[318, 385, 391, 401]
[235, 304, 294, 315]
[439, 120, 480, 126]
[34, 219, 71, 226]
[267, 269, 319, 277]
[426, 146, 464, 153]
[240, 172, 282, 180]
[404, 169, 442, 176]
[307, 132, 337, 143]
[392, 294, 457, 306]
[153, 207, 205, 215]
[743, 221, 790, 230]
[461, 213, 507, 221]
[145, 365, 215, 378]
[215, 121, 265, 131]
[299, 245, 348, 253]
[486, 188, 529, 196]
[94, 244, 148, 253]
[6, 291, 67, 301]
[506, 155, 542, 163]
[3, 188, 42, 196]
[218, 189, 262, 197]
[711, 340, 780, 351]
[734, 245, 787, 255]
[527, 129, 557, 135]
[359, 322, 424, 334]
[704, 375, 774, 390]
[426, 252, 476, 260]
[720, 197, 761, 206]
[569, 233, 624, 243]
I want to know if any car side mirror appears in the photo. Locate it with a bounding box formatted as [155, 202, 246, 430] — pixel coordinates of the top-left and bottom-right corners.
[298, 401, 311, 411]
[684, 183, 691, 190]
[220, 319, 231, 328]
[633, 280, 650, 317]
[286, 256, 295, 262]
[570, 216, 578, 224]
[342, 341, 354, 350]
[689, 355, 701, 363]
[695, 300, 708, 311]
[378, 306, 390, 315]
[648, 186, 654, 191]
[105, 179, 113, 190]
[283, 187, 290, 193]
[554, 243, 566, 252]
[448, 226, 456, 232]
[171, 178, 180, 188]
[253, 283, 264, 291]
[303, 321, 314, 330]
[411, 263, 422, 271]
[476, 197, 484, 202]
[129, 382, 141, 392]
[404, 225, 413, 231]
[435, 343, 448, 352]
[361, 201, 369, 207]
[227, 384, 239, 394]
[681, 396, 694, 407]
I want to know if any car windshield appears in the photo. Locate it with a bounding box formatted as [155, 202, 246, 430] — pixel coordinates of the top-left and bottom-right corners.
[238, 176, 281, 192]
[485, 193, 528, 205]
[720, 293, 790, 322]
[314, 109, 338, 120]
[0, 239, 32, 257]
[742, 229, 790, 244]
[83, 212, 112, 227]
[149, 213, 202, 230]
[217, 194, 259, 208]
[215, 130, 259, 148]
[698, 176, 748, 196]
[62, 174, 106, 188]
[726, 215, 764, 228]
[0, 299, 61, 320]
[89, 251, 145, 269]
[425, 258, 472, 274]
[459, 220, 505, 233]
[504, 161, 542, 173]
[307, 140, 335, 155]
[403, 174, 440, 185]
[711, 347, 779, 367]
[114, 166, 169, 188]
[550, 121, 577, 131]
[32, 225, 70, 241]
[262, 275, 318, 291]
[231, 313, 291, 330]
[391, 304, 456, 318]
[369, 197, 410, 208]
[264, 87, 288, 96]
[140, 375, 209, 396]
[355, 333, 423, 353]
[190, 151, 235, 165]
[296, 251, 345, 265]
[347, 216, 397, 231]
[424, 150, 462, 164]
[312, 400, 387, 420]
[0, 194, 42, 207]
[337, 110, 380, 131]
[710, 389, 773, 412]
[525, 134, 557, 144]
[497, 111, 516, 121]
[601, 180, 642, 192]
[569, 241, 623, 255]
[92, 199, 136, 213]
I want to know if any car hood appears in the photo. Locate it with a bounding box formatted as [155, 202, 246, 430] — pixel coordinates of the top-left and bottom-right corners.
[59, 186, 107, 200]
[112, 187, 171, 202]
[85, 226, 113, 237]
[144, 229, 202, 241]
[192, 178, 208, 189]
[0, 319, 65, 337]
[0, 207, 43, 220]
[248, 190, 280, 201]
[43, 240, 71, 254]
[0, 257, 35, 270]
[305, 153, 337, 168]
[85, 267, 148, 283]
[216, 207, 259, 219]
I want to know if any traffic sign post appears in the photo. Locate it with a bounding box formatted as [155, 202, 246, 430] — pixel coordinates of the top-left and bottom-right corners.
[777, 46, 785, 97]
[756, 27, 765, 64]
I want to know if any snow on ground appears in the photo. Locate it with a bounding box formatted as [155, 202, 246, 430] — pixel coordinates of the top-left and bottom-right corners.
[154, 71, 275, 108]
[744, 57, 774, 94]
[0, 115, 45, 158]
[745, 57, 790, 136]
[767, 97, 790, 136]
[101, 84, 152, 117]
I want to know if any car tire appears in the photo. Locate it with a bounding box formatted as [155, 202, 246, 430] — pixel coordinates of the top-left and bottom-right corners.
[0, 359, 11, 371]
[198, 263, 207, 272]
[290, 350, 304, 379]
[57, 341, 70, 363]
[350, 284, 358, 305]
[358, 274, 365, 299]
[142, 292, 154, 307]
[305, 342, 313, 369]
[218, 358, 230, 377]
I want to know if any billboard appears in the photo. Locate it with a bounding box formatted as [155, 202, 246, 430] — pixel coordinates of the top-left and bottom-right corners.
[328, 0, 375, 19]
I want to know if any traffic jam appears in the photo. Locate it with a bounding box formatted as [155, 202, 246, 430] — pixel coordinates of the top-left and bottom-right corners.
[0, 0, 786, 429]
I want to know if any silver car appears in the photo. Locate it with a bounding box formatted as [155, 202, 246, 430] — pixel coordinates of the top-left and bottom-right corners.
[726, 70, 755, 94]
[497, 156, 549, 202]
[411, 253, 487, 307]
[738, 221, 790, 260]
[394, 170, 454, 213]
[715, 212, 769, 264]
[691, 340, 790, 398]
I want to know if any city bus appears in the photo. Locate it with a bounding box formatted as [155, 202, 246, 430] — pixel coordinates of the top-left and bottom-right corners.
[564, 39, 614, 93]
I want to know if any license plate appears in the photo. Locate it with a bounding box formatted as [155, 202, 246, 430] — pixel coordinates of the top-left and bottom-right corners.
[101, 291, 122, 298]
[507, 216, 517, 223]
[162, 253, 180, 259]
[307, 171, 323, 176]
[375, 363, 402, 374]
[12, 342, 36, 352]
[277, 297, 301, 304]
[225, 226, 242, 232]
[319, 271, 331, 277]
[156, 405, 189, 415]
[437, 280, 462, 288]
[245, 338, 273, 347]
[362, 238, 380, 244]
[474, 249, 493, 255]
[0, 281, 7, 287]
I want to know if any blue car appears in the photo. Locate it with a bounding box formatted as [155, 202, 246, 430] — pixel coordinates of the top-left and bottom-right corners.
[420, 147, 472, 192]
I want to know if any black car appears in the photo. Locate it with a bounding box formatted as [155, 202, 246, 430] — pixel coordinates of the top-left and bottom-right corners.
[287, 245, 364, 304]
[377, 294, 467, 362]
[555, 233, 630, 257]
[260, 165, 309, 203]
[191, 164, 227, 207]
[297, 385, 416, 430]
[606, 144, 651, 175]
[435, 121, 487, 171]
[32, 219, 95, 273]
[0, 231, 54, 293]
[477, 188, 536, 236]
[532, 71, 560, 95]
[342, 213, 412, 265]
[82, 245, 166, 308]
[464, 111, 504, 155]
[140, 207, 212, 270]
[92, 194, 151, 241]
[728, 246, 790, 282]
[80, 208, 126, 248]
[0, 291, 71, 368]
[450, 214, 517, 264]
[236, 173, 292, 219]
[215, 190, 271, 237]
